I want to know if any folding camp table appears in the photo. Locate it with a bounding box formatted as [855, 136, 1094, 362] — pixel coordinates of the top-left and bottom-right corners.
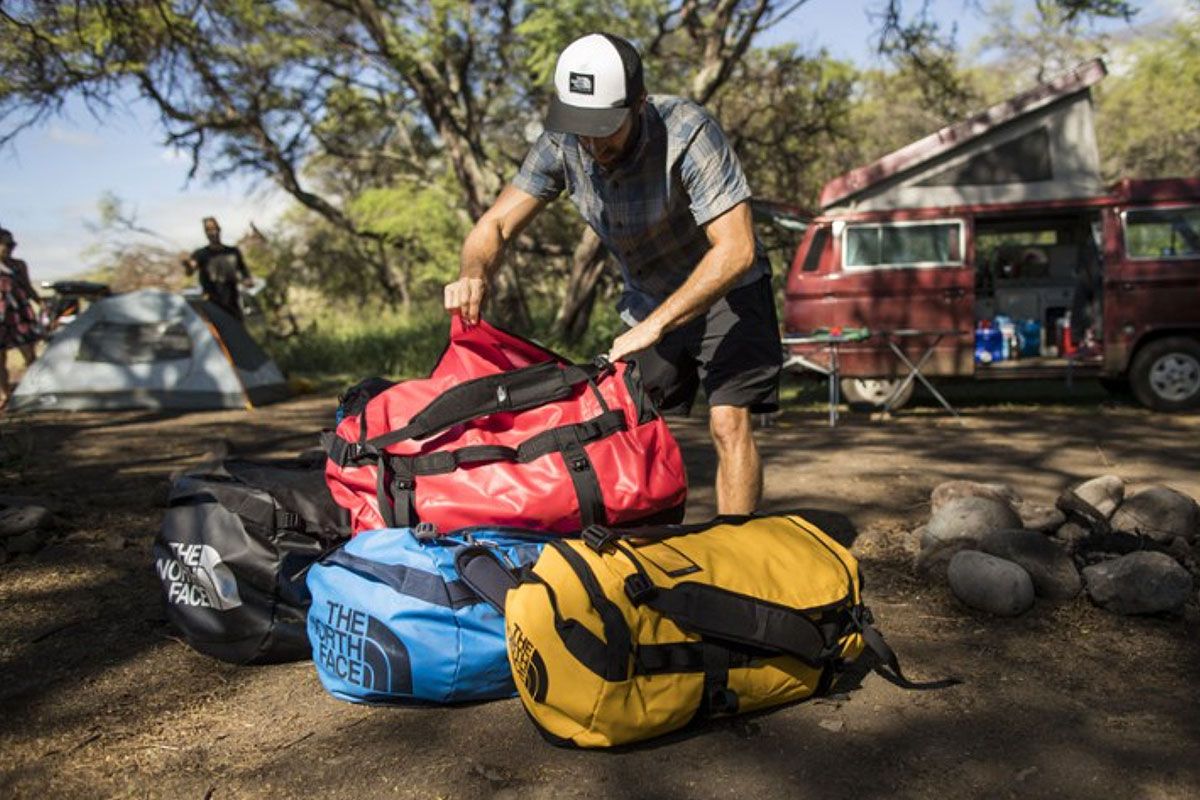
[781, 329, 872, 427]
[874, 329, 968, 423]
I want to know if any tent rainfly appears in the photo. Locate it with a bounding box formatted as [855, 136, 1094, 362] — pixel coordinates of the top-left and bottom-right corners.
[10, 290, 288, 412]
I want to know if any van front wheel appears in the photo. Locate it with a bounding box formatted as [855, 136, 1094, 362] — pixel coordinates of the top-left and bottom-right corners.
[840, 377, 914, 411]
[1130, 336, 1200, 412]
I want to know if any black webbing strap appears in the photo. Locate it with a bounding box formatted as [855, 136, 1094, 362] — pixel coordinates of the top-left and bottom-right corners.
[376, 454, 396, 528]
[368, 411, 623, 531]
[857, 612, 961, 691]
[553, 425, 607, 529]
[386, 411, 626, 477]
[634, 583, 832, 668]
[387, 458, 416, 528]
[455, 546, 521, 614]
[274, 509, 304, 532]
[634, 641, 757, 675]
[358, 360, 610, 455]
[551, 542, 631, 681]
[321, 548, 481, 609]
[700, 642, 739, 716]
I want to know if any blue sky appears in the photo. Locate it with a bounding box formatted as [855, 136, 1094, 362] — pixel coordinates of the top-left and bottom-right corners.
[1, 0, 1186, 282]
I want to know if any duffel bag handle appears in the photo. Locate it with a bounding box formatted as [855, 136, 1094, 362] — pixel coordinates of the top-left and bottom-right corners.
[455, 546, 522, 614]
[329, 357, 615, 466]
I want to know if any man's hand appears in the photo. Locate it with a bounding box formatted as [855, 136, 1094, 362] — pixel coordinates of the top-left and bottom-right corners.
[444, 276, 489, 324]
[607, 318, 665, 363]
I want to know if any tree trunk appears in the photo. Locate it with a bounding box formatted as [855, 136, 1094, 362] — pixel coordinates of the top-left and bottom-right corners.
[553, 228, 612, 342]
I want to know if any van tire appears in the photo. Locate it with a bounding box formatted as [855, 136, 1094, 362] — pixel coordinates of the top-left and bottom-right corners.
[840, 377, 914, 411]
[1130, 336, 1200, 412]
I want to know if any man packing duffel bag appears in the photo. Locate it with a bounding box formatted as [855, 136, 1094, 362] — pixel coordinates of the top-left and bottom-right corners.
[323, 317, 687, 535]
[458, 514, 954, 748]
[153, 454, 350, 664]
[306, 526, 550, 704]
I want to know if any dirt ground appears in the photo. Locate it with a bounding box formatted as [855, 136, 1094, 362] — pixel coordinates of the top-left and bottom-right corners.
[2, 383, 1199, 800]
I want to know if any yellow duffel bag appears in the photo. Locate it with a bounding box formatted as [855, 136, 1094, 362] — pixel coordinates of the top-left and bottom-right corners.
[457, 514, 948, 748]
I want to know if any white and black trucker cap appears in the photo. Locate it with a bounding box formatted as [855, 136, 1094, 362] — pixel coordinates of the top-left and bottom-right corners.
[545, 33, 645, 138]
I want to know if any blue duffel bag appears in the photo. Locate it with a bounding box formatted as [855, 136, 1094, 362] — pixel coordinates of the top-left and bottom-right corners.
[306, 526, 549, 704]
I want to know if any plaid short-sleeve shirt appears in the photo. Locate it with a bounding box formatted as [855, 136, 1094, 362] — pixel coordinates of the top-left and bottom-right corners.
[513, 95, 769, 322]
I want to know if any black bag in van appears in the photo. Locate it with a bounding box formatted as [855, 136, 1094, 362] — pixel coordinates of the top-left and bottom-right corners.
[153, 454, 350, 664]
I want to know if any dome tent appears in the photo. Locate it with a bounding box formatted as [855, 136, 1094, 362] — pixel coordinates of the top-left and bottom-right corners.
[10, 290, 288, 412]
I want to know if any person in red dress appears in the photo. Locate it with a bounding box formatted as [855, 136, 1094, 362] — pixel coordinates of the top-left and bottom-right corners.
[0, 228, 43, 408]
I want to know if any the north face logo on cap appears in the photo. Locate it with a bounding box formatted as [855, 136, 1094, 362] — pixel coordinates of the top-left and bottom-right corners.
[568, 72, 595, 95]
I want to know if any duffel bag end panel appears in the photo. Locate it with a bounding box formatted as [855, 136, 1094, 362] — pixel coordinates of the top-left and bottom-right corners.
[307, 528, 546, 705]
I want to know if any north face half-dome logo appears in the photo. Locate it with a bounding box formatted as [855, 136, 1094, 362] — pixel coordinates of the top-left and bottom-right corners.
[311, 601, 413, 696]
[568, 72, 594, 95]
[509, 622, 548, 702]
[156, 543, 243, 610]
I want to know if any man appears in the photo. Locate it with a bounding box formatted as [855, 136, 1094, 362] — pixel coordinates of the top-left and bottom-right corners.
[182, 217, 253, 320]
[444, 33, 782, 514]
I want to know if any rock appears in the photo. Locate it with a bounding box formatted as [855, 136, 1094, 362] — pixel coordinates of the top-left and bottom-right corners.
[1071, 475, 1125, 518]
[818, 719, 845, 733]
[1083, 551, 1194, 615]
[930, 480, 1021, 514]
[1016, 502, 1066, 534]
[0, 505, 53, 539]
[5, 529, 45, 555]
[1168, 537, 1192, 564]
[947, 551, 1036, 617]
[1110, 486, 1200, 544]
[1053, 522, 1091, 552]
[916, 536, 981, 578]
[924, 496, 1023, 549]
[978, 529, 1081, 600]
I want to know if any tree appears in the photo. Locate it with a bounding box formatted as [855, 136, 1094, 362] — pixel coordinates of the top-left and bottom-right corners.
[1095, 18, 1200, 179]
[0, 0, 1149, 342]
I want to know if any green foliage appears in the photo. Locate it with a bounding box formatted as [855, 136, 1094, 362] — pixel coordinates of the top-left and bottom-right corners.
[263, 298, 624, 381]
[349, 177, 468, 294]
[516, 0, 659, 84]
[1096, 21, 1200, 179]
[264, 305, 452, 380]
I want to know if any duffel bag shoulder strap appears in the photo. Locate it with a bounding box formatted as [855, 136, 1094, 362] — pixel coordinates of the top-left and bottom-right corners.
[455, 547, 522, 614]
[327, 358, 613, 467]
[596, 534, 959, 691]
[368, 359, 611, 451]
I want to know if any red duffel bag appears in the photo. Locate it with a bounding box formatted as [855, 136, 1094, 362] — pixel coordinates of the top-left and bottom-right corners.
[323, 318, 688, 534]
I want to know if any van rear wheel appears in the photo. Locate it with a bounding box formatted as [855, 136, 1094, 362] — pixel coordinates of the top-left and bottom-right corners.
[840, 377, 914, 411]
[1130, 336, 1200, 412]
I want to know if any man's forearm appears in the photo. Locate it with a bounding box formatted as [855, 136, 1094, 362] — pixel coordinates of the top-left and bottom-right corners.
[459, 219, 507, 282]
[643, 242, 756, 335]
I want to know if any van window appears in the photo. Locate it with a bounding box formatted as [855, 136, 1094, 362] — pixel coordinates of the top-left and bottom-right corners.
[1125, 206, 1200, 260]
[843, 221, 963, 270]
[802, 227, 829, 272]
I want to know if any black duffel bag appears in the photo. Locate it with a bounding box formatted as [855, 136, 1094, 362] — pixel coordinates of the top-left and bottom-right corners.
[153, 454, 350, 664]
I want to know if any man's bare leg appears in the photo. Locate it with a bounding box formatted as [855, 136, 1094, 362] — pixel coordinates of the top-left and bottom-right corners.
[709, 404, 761, 514]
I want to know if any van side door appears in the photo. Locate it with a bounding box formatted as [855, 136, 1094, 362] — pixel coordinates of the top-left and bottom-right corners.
[830, 217, 974, 377]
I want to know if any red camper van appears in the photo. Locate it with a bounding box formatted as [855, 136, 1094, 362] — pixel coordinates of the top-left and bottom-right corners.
[783, 60, 1200, 412]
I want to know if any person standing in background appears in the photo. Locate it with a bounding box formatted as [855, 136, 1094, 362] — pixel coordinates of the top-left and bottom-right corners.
[182, 216, 253, 321]
[0, 228, 43, 408]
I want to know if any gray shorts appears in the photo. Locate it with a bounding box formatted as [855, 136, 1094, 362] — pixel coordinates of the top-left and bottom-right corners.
[627, 276, 782, 415]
